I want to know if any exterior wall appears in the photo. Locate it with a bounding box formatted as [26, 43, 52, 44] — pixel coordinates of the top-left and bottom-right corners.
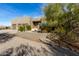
[11, 16, 46, 30]
[31, 17, 46, 30]
[11, 16, 31, 30]
[32, 21, 41, 29]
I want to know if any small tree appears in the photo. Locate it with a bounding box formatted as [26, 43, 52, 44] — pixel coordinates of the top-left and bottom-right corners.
[18, 26, 25, 32]
[43, 3, 79, 47]
[26, 25, 31, 30]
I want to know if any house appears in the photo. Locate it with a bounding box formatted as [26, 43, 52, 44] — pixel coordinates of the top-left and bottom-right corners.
[11, 16, 32, 30]
[11, 16, 46, 31]
[0, 25, 6, 30]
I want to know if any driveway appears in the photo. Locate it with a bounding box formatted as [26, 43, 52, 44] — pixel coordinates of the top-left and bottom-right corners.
[0, 30, 79, 56]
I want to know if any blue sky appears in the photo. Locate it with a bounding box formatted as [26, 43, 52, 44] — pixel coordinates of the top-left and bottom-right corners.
[0, 3, 46, 26]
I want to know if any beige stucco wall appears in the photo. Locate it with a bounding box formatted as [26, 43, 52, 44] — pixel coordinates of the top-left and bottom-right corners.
[12, 16, 31, 25]
[11, 16, 46, 30]
[11, 16, 32, 30]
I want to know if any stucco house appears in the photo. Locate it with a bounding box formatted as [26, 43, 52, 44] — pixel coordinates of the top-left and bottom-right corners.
[11, 16, 46, 31]
[11, 16, 32, 30]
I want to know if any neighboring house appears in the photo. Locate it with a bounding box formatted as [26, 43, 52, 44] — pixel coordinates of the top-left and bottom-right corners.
[0, 25, 6, 29]
[11, 16, 46, 31]
[31, 18, 41, 31]
[31, 17, 46, 31]
[11, 16, 32, 30]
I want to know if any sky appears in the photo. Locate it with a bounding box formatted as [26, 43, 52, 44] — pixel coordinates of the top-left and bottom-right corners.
[0, 3, 46, 26]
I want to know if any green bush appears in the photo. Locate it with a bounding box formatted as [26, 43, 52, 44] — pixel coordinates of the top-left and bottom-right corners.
[18, 25, 31, 32]
[26, 25, 31, 30]
[39, 22, 54, 32]
[43, 4, 79, 47]
[18, 26, 25, 32]
[5, 26, 10, 29]
[39, 23, 48, 32]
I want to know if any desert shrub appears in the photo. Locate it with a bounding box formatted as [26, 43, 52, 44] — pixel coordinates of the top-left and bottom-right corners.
[5, 26, 10, 29]
[18, 26, 25, 32]
[39, 23, 48, 32]
[43, 4, 79, 48]
[39, 22, 53, 32]
[26, 25, 31, 30]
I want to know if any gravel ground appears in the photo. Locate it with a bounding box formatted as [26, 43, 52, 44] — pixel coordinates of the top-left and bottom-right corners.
[16, 31, 48, 42]
[0, 30, 52, 56]
[0, 36, 53, 56]
[0, 30, 79, 56]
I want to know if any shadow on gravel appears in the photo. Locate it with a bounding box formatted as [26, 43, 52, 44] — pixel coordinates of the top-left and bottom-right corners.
[39, 38, 79, 56]
[47, 44, 79, 56]
[0, 48, 13, 56]
[0, 33, 15, 43]
[15, 44, 53, 56]
[1, 43, 79, 56]
[1, 33, 79, 56]
[0, 44, 53, 56]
